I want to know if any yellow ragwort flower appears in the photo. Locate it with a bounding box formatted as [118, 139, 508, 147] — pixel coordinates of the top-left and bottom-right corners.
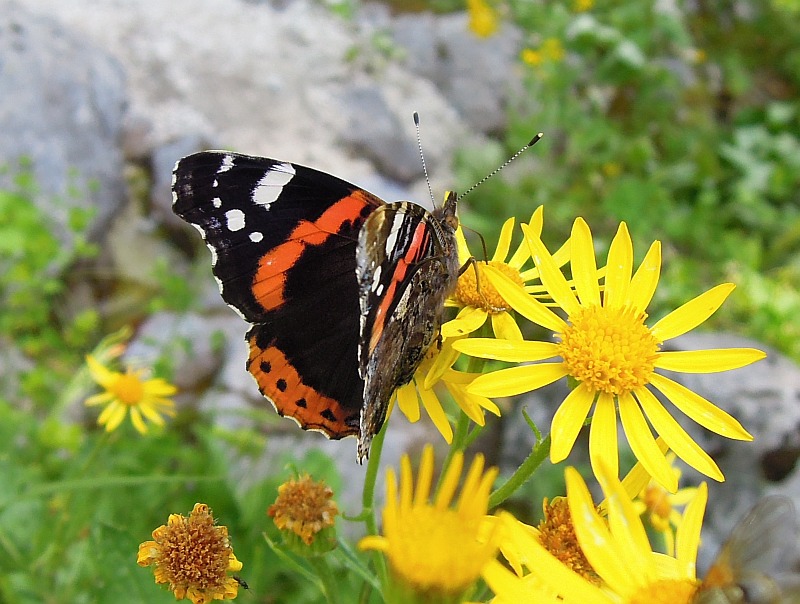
[268, 474, 338, 553]
[467, 0, 499, 38]
[85, 355, 177, 434]
[393, 336, 501, 444]
[457, 218, 764, 489]
[486, 466, 707, 604]
[359, 445, 502, 601]
[138, 503, 243, 604]
[444, 207, 566, 340]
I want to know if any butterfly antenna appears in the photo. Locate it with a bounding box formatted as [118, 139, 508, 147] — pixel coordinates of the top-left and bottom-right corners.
[459, 132, 544, 200]
[413, 112, 436, 207]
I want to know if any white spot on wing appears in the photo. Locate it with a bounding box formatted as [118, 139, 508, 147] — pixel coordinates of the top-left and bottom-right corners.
[253, 163, 296, 209]
[218, 155, 235, 172]
[212, 197, 222, 208]
[249, 231, 263, 243]
[225, 209, 246, 231]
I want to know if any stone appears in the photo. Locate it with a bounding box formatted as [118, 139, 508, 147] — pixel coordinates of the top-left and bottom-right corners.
[0, 2, 128, 243]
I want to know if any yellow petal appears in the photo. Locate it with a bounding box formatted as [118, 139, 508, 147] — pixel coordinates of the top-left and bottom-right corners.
[634, 387, 724, 481]
[484, 264, 566, 332]
[85, 392, 114, 406]
[419, 386, 453, 443]
[618, 393, 677, 492]
[441, 306, 488, 337]
[456, 225, 472, 265]
[491, 311, 523, 340]
[435, 453, 464, 510]
[493, 217, 516, 262]
[565, 468, 636, 596]
[358, 535, 390, 552]
[423, 337, 461, 389]
[655, 348, 766, 373]
[628, 241, 661, 314]
[596, 462, 655, 586]
[649, 373, 752, 440]
[414, 445, 435, 505]
[522, 224, 580, 316]
[86, 355, 116, 388]
[675, 482, 707, 579]
[509, 207, 543, 269]
[599, 437, 670, 514]
[570, 218, 601, 307]
[603, 222, 633, 310]
[550, 383, 595, 463]
[396, 383, 421, 422]
[589, 392, 618, 480]
[130, 407, 149, 434]
[453, 338, 560, 362]
[650, 283, 735, 342]
[101, 403, 126, 432]
[469, 363, 568, 398]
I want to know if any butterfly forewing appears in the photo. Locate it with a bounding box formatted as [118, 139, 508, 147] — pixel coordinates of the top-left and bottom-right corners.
[173, 151, 382, 442]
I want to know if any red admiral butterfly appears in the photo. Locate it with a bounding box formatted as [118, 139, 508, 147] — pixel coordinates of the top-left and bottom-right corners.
[172, 151, 460, 461]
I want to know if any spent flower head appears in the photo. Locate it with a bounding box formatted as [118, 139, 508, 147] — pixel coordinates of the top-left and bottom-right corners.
[268, 473, 338, 554]
[359, 445, 501, 602]
[85, 354, 177, 434]
[137, 503, 243, 604]
[458, 217, 764, 489]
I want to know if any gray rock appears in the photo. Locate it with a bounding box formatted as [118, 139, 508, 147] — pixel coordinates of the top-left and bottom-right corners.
[0, 2, 128, 243]
[391, 11, 522, 134]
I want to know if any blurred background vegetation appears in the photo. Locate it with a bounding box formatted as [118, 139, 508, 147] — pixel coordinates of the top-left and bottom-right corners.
[1, 0, 799, 602]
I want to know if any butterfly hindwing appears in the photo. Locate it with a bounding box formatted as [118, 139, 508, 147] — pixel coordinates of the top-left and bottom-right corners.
[355, 197, 461, 458]
[173, 151, 383, 440]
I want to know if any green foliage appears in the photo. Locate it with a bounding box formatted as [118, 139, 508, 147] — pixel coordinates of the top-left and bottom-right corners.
[0, 161, 100, 407]
[455, 0, 800, 360]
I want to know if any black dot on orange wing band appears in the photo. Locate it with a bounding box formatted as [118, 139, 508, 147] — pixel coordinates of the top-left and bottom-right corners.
[246, 334, 360, 440]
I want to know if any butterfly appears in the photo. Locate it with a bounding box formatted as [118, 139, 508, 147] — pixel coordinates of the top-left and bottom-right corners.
[694, 496, 800, 603]
[172, 151, 461, 461]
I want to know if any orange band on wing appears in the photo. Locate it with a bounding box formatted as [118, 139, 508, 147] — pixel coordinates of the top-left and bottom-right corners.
[247, 336, 360, 438]
[251, 191, 372, 312]
[368, 221, 429, 353]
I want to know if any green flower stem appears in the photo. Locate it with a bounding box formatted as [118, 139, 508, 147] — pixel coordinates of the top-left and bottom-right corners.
[309, 555, 341, 604]
[488, 434, 550, 509]
[362, 417, 389, 587]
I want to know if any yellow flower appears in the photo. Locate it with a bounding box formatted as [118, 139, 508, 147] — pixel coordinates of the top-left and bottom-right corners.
[444, 207, 565, 340]
[268, 474, 338, 553]
[467, 0, 499, 38]
[394, 337, 501, 444]
[521, 48, 543, 66]
[359, 445, 501, 601]
[138, 503, 243, 604]
[632, 453, 697, 556]
[457, 218, 764, 489]
[85, 355, 177, 434]
[487, 466, 707, 604]
[573, 0, 594, 12]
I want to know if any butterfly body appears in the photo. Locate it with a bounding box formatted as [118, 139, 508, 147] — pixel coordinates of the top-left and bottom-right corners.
[172, 151, 459, 461]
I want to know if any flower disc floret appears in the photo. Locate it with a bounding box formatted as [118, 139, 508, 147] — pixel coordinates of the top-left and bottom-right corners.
[557, 305, 660, 396]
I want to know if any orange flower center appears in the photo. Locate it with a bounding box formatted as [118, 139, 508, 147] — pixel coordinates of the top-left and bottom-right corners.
[111, 372, 145, 405]
[557, 304, 660, 396]
[537, 498, 599, 584]
[453, 261, 522, 313]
